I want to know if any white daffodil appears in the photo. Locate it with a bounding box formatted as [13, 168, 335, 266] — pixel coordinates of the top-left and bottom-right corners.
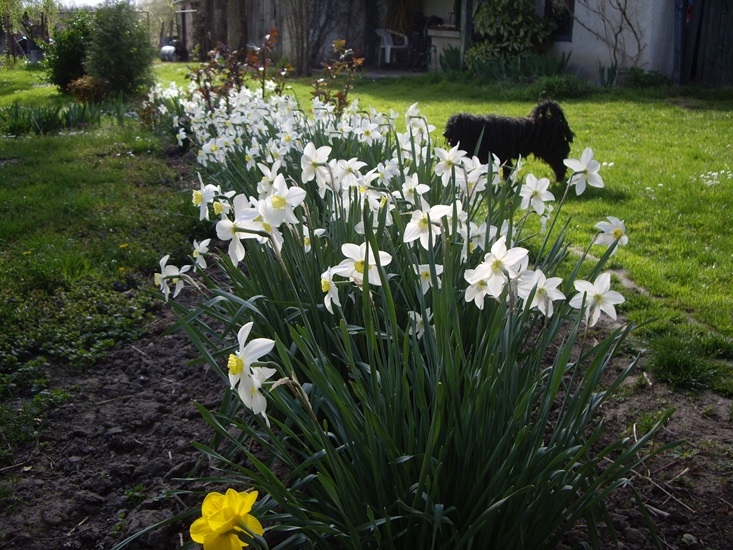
[256, 160, 282, 198]
[564, 147, 604, 195]
[434, 144, 468, 186]
[354, 119, 382, 146]
[154, 255, 191, 301]
[335, 157, 367, 189]
[215, 194, 260, 264]
[414, 263, 443, 295]
[240, 365, 278, 423]
[461, 155, 488, 200]
[397, 172, 430, 205]
[471, 236, 529, 298]
[464, 268, 492, 310]
[539, 204, 554, 234]
[405, 102, 425, 131]
[300, 142, 331, 187]
[320, 267, 341, 313]
[262, 174, 307, 227]
[569, 272, 625, 327]
[489, 153, 503, 187]
[517, 269, 565, 318]
[227, 322, 276, 421]
[520, 174, 555, 215]
[192, 239, 211, 269]
[408, 308, 432, 339]
[331, 242, 392, 287]
[301, 226, 326, 253]
[463, 221, 496, 258]
[595, 216, 628, 252]
[373, 160, 400, 187]
[403, 199, 453, 250]
[246, 199, 285, 251]
[191, 174, 221, 221]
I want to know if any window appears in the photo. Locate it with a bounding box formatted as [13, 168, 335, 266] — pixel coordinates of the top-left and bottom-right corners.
[545, 0, 575, 42]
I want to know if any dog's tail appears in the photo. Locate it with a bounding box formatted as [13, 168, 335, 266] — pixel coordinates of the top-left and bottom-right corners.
[529, 100, 575, 143]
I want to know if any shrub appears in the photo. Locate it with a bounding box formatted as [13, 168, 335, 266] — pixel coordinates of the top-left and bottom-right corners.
[86, 0, 156, 97]
[0, 101, 103, 136]
[528, 74, 596, 100]
[619, 67, 672, 89]
[67, 75, 109, 103]
[439, 45, 463, 72]
[45, 11, 93, 92]
[143, 73, 674, 547]
[467, 0, 554, 66]
[0, 103, 64, 135]
[471, 52, 572, 82]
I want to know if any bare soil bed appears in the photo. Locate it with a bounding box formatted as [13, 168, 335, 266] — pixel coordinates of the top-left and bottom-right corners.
[1, 294, 732, 549]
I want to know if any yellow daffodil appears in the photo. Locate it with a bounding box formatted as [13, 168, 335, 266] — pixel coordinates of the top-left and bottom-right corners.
[190, 489, 264, 549]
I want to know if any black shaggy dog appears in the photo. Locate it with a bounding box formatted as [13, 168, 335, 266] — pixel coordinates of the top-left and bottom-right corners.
[443, 100, 575, 181]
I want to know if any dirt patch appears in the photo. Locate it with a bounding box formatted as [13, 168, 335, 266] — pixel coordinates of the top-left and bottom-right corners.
[1, 294, 733, 548]
[0, 292, 224, 549]
[563, 362, 733, 548]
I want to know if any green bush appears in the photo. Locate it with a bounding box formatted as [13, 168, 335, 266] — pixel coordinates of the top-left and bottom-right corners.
[619, 67, 672, 89]
[471, 52, 571, 82]
[467, 0, 554, 66]
[44, 11, 92, 92]
[86, 0, 156, 97]
[528, 74, 596, 100]
[439, 45, 463, 72]
[68, 74, 109, 103]
[0, 101, 103, 136]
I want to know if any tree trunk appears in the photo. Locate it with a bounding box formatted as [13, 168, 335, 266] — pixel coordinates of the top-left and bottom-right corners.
[227, 0, 247, 51]
[282, 0, 310, 75]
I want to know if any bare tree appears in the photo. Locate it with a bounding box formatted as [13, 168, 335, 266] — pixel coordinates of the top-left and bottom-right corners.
[554, 0, 646, 69]
[282, 0, 357, 76]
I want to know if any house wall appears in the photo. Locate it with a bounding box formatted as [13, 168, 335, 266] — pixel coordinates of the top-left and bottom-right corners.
[545, 0, 676, 80]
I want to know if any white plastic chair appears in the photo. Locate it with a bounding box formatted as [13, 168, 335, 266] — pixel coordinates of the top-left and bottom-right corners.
[375, 28, 409, 66]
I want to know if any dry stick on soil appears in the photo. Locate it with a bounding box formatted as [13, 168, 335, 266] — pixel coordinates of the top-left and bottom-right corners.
[604, 455, 696, 515]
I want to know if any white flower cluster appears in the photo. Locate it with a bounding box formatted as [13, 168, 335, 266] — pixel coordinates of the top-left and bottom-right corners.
[150, 84, 630, 416]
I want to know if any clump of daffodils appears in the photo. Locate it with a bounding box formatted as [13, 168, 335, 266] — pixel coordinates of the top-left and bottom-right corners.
[147, 83, 629, 421]
[146, 71, 662, 550]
